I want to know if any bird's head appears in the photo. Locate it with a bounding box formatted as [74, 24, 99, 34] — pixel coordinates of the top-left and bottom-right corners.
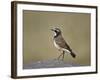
[51, 27, 61, 36]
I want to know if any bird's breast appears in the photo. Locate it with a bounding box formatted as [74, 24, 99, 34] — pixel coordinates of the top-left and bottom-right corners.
[53, 39, 61, 50]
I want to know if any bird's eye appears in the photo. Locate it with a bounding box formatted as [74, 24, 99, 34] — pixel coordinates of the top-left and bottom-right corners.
[56, 29, 59, 32]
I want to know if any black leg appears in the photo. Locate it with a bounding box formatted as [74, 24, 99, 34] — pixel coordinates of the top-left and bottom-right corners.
[57, 53, 63, 60]
[62, 51, 65, 61]
[57, 51, 65, 61]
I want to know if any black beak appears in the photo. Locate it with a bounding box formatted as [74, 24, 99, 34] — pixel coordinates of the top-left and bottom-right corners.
[51, 29, 55, 31]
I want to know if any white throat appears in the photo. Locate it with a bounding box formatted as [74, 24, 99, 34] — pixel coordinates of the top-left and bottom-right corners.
[54, 32, 57, 36]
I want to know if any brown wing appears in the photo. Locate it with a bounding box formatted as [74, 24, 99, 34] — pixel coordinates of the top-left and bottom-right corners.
[54, 35, 72, 51]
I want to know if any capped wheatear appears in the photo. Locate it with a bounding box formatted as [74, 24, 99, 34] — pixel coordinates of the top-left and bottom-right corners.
[51, 27, 76, 60]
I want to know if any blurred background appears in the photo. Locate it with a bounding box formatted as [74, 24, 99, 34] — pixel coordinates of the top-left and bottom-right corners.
[23, 10, 91, 66]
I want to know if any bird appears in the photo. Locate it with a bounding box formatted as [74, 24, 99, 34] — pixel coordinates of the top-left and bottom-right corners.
[51, 27, 76, 60]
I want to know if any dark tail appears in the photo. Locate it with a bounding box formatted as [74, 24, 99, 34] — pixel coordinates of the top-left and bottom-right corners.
[70, 51, 76, 58]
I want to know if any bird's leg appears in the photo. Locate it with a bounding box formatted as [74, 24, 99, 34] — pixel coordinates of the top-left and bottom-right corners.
[57, 49, 62, 60]
[62, 51, 65, 61]
[57, 53, 63, 60]
[57, 50, 65, 61]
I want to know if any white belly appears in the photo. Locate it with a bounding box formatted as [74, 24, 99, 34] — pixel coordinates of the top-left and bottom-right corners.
[53, 40, 61, 50]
